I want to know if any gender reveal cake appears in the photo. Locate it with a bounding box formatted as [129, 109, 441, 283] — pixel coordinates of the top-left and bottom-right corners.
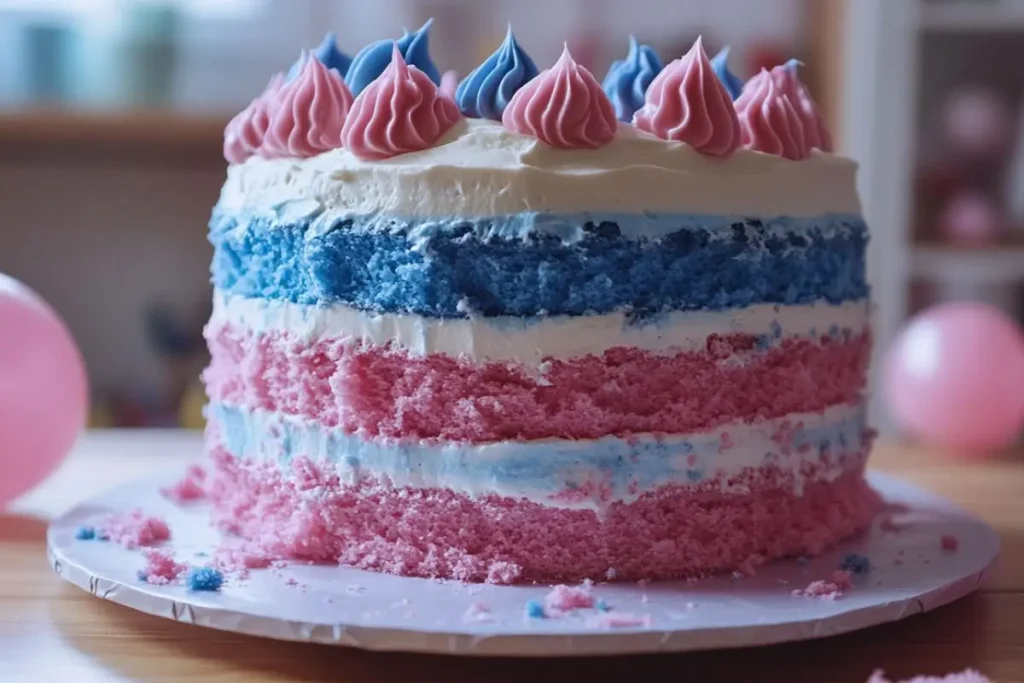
[204, 23, 878, 584]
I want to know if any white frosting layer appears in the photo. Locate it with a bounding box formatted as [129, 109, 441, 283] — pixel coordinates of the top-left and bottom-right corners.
[212, 403, 868, 511]
[211, 291, 870, 365]
[217, 119, 861, 219]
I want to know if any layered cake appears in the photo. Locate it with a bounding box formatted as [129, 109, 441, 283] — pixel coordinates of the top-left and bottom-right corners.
[204, 24, 878, 584]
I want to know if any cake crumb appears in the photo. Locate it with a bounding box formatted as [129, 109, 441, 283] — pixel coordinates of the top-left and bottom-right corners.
[160, 465, 206, 504]
[187, 567, 225, 592]
[139, 549, 188, 586]
[100, 510, 170, 549]
[486, 561, 521, 585]
[544, 583, 595, 612]
[792, 570, 853, 600]
[941, 534, 960, 552]
[525, 600, 546, 619]
[463, 602, 492, 623]
[74, 526, 96, 541]
[840, 553, 871, 574]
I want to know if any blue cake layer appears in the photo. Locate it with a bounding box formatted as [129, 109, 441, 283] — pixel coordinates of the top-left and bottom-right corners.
[209, 210, 869, 318]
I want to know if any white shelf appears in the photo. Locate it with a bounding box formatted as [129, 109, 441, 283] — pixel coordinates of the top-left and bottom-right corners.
[920, 1, 1024, 32]
[912, 245, 1024, 283]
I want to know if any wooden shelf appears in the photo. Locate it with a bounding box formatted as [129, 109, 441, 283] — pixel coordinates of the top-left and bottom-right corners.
[0, 109, 230, 147]
[912, 244, 1024, 283]
[920, 1, 1024, 32]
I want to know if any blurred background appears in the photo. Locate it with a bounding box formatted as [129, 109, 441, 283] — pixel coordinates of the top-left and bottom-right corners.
[0, 0, 1020, 437]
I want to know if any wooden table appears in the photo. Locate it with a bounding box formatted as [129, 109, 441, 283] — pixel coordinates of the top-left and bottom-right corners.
[2, 432, 1022, 683]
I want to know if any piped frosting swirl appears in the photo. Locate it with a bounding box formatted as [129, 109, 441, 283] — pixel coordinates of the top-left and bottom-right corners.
[710, 46, 743, 101]
[632, 36, 740, 157]
[771, 60, 833, 152]
[260, 54, 354, 159]
[223, 72, 283, 164]
[341, 45, 461, 161]
[455, 26, 539, 121]
[287, 33, 352, 80]
[735, 69, 809, 160]
[501, 45, 617, 150]
[346, 19, 441, 95]
[440, 70, 458, 101]
[601, 35, 663, 122]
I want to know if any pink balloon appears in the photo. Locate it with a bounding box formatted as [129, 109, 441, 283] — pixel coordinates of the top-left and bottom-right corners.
[883, 303, 1024, 454]
[0, 274, 88, 505]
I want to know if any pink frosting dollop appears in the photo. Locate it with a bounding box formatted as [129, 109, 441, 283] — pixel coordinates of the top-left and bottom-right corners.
[771, 63, 833, 152]
[341, 45, 461, 161]
[440, 70, 458, 101]
[735, 69, 810, 161]
[501, 45, 617, 149]
[632, 36, 740, 157]
[260, 54, 354, 159]
[223, 73, 283, 164]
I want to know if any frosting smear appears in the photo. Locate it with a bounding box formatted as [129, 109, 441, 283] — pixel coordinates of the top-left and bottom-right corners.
[502, 45, 617, 150]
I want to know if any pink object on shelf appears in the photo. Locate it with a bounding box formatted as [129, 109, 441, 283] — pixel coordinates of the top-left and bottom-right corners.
[261, 55, 353, 160]
[938, 191, 1003, 246]
[0, 273, 87, 507]
[735, 69, 810, 160]
[223, 72, 283, 164]
[942, 87, 1013, 160]
[632, 36, 740, 157]
[883, 303, 1024, 454]
[341, 45, 460, 161]
[867, 670, 993, 683]
[502, 45, 617, 150]
[770, 61, 833, 152]
[439, 70, 458, 101]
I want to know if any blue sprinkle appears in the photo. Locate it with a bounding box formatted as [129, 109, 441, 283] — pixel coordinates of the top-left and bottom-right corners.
[755, 334, 773, 350]
[771, 320, 783, 339]
[828, 324, 840, 338]
[525, 600, 546, 618]
[685, 469, 703, 483]
[595, 599, 610, 612]
[795, 556, 810, 566]
[840, 553, 871, 575]
[186, 567, 225, 592]
[136, 571, 148, 582]
[75, 526, 96, 540]
[194, 551, 208, 558]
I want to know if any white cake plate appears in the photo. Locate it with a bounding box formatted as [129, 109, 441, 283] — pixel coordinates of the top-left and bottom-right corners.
[47, 468, 998, 657]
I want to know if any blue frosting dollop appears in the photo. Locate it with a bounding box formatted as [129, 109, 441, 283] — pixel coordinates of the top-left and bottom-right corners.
[287, 33, 353, 81]
[455, 26, 538, 120]
[601, 35, 663, 123]
[711, 46, 744, 100]
[346, 19, 441, 95]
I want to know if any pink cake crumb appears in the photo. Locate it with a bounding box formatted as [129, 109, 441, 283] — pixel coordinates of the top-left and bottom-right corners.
[941, 534, 960, 552]
[140, 548, 187, 586]
[214, 542, 274, 576]
[867, 670, 992, 683]
[100, 510, 170, 549]
[463, 602, 492, 622]
[544, 584, 595, 612]
[586, 613, 652, 629]
[160, 465, 207, 504]
[792, 570, 853, 600]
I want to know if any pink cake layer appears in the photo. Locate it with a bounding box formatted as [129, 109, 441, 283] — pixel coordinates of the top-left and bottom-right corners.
[207, 443, 880, 584]
[204, 324, 870, 442]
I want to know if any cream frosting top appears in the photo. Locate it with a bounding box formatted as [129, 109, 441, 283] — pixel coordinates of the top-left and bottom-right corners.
[216, 118, 861, 220]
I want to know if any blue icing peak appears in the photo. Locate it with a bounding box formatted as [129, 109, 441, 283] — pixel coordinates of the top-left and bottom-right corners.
[346, 19, 441, 95]
[288, 33, 353, 81]
[710, 46, 743, 100]
[601, 35, 663, 123]
[455, 26, 538, 120]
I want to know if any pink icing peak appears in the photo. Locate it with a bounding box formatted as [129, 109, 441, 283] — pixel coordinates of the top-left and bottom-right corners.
[223, 72, 284, 164]
[341, 45, 461, 161]
[440, 69, 458, 101]
[771, 62, 833, 152]
[501, 45, 617, 149]
[260, 53, 354, 159]
[632, 36, 740, 157]
[735, 69, 810, 161]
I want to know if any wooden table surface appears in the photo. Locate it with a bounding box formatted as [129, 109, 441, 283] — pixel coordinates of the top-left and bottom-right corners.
[2, 432, 1022, 683]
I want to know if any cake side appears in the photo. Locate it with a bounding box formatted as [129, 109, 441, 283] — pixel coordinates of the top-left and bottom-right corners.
[202, 34, 878, 583]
